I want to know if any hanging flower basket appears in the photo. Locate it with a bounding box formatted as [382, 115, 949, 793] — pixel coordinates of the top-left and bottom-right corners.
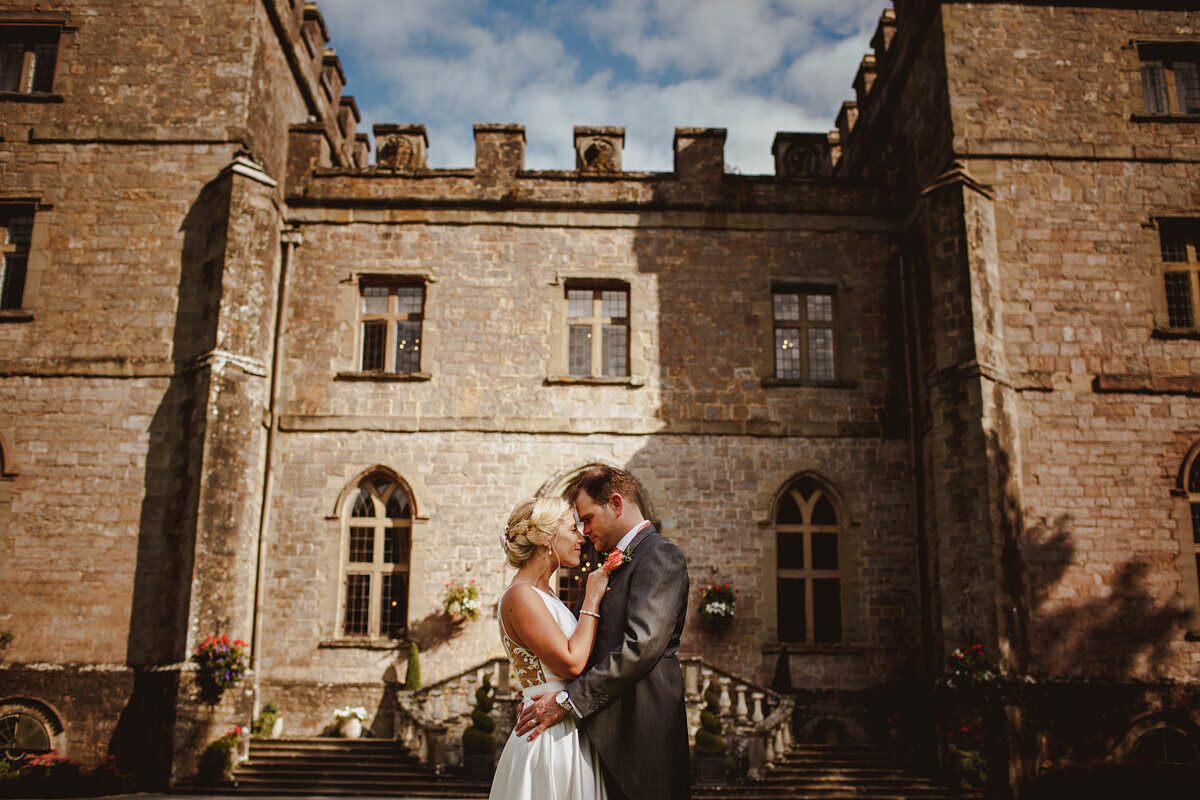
[696, 582, 736, 631]
[443, 579, 480, 621]
[192, 635, 248, 704]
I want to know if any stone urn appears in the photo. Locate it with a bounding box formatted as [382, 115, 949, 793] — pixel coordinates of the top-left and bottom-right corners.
[338, 716, 362, 738]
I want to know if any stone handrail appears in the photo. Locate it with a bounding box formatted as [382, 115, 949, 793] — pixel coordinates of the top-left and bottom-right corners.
[394, 655, 792, 779]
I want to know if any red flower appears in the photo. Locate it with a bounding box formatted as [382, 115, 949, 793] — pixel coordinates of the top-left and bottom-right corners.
[602, 549, 630, 572]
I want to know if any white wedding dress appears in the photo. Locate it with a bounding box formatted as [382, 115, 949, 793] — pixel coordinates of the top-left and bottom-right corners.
[488, 584, 608, 800]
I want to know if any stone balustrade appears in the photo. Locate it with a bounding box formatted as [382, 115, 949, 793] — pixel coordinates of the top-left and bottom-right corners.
[394, 655, 793, 781]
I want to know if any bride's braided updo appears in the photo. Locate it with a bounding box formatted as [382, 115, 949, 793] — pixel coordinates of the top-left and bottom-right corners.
[503, 496, 572, 568]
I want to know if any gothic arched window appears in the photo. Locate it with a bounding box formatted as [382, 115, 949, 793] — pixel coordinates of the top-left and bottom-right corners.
[342, 474, 412, 639]
[776, 476, 843, 644]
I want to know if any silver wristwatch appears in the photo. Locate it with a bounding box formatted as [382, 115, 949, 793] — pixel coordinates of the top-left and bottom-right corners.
[555, 690, 572, 712]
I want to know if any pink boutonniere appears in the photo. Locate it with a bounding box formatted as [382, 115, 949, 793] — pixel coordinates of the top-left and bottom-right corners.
[602, 548, 633, 573]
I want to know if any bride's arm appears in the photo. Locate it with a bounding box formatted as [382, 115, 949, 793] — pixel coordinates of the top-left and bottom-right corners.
[501, 571, 608, 678]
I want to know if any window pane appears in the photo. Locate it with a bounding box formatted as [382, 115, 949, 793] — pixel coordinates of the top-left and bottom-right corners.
[385, 490, 410, 519]
[806, 294, 833, 322]
[5, 216, 32, 247]
[813, 578, 842, 643]
[567, 289, 592, 318]
[380, 573, 408, 639]
[568, 325, 591, 375]
[394, 320, 421, 372]
[1164, 272, 1194, 328]
[777, 532, 804, 570]
[383, 526, 409, 565]
[348, 527, 374, 563]
[776, 491, 803, 524]
[1189, 460, 1200, 493]
[351, 488, 374, 518]
[808, 328, 835, 381]
[812, 494, 837, 525]
[1191, 503, 1200, 545]
[601, 324, 627, 376]
[812, 532, 838, 570]
[777, 578, 806, 643]
[773, 293, 800, 321]
[362, 286, 388, 314]
[30, 41, 55, 93]
[1142, 64, 1170, 114]
[775, 328, 801, 379]
[601, 290, 627, 319]
[1161, 228, 1189, 262]
[343, 574, 370, 635]
[361, 319, 385, 370]
[0, 43, 22, 92]
[395, 286, 423, 316]
[1174, 61, 1200, 115]
[1, 254, 27, 311]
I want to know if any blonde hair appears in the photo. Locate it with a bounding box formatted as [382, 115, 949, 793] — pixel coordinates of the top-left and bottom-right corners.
[503, 496, 572, 568]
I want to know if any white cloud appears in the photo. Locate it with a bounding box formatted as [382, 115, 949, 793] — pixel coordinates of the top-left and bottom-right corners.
[318, 0, 889, 174]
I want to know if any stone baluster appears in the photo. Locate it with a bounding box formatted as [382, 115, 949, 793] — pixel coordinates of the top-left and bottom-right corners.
[684, 660, 700, 700]
[774, 725, 787, 759]
[751, 691, 765, 723]
[717, 677, 732, 717]
[765, 730, 776, 763]
[496, 659, 511, 693]
[459, 678, 473, 716]
[429, 689, 445, 722]
[735, 684, 748, 723]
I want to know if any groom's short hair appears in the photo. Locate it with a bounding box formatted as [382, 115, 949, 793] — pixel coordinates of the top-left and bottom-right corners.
[570, 465, 641, 511]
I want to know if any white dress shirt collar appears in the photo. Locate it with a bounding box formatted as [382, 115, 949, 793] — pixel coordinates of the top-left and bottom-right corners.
[616, 519, 650, 552]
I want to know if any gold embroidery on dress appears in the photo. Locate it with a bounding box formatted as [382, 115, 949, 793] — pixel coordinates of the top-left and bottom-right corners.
[498, 585, 548, 688]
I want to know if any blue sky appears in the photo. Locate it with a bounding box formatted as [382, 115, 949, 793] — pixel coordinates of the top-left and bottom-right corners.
[317, 0, 891, 174]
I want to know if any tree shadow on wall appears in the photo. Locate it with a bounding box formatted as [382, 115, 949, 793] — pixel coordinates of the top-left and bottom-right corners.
[407, 612, 469, 652]
[992, 428, 1189, 679]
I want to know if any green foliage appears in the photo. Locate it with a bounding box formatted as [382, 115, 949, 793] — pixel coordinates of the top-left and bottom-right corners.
[192, 635, 248, 704]
[694, 684, 726, 755]
[0, 751, 128, 798]
[404, 642, 421, 690]
[195, 728, 242, 787]
[251, 702, 279, 739]
[0, 630, 13, 653]
[461, 676, 498, 756]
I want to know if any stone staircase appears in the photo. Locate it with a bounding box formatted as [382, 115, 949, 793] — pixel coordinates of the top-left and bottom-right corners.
[693, 743, 974, 800]
[228, 739, 970, 799]
[228, 738, 489, 797]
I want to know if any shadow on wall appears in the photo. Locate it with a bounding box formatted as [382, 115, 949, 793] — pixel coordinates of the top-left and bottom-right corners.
[110, 174, 233, 787]
[992, 428, 1190, 679]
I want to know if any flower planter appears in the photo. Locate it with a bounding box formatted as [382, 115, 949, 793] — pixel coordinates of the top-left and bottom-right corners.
[338, 717, 362, 738]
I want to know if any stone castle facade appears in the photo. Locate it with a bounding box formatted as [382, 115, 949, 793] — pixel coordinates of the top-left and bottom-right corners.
[0, 0, 1198, 793]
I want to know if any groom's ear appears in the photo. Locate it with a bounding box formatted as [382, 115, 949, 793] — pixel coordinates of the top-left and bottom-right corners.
[609, 493, 624, 516]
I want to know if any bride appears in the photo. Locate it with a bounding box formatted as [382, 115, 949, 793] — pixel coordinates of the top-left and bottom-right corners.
[489, 496, 610, 800]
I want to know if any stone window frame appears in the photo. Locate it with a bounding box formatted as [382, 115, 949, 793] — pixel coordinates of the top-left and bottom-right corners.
[337, 471, 414, 643]
[0, 13, 70, 102]
[773, 474, 848, 646]
[1134, 40, 1200, 119]
[763, 282, 853, 388]
[1147, 217, 1200, 339]
[0, 198, 49, 323]
[545, 273, 645, 387]
[1176, 442, 1200, 632]
[335, 273, 432, 382]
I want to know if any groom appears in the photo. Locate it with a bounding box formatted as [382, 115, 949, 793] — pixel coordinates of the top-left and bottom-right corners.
[515, 466, 691, 800]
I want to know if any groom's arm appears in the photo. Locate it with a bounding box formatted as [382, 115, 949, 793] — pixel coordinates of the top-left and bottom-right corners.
[565, 539, 688, 718]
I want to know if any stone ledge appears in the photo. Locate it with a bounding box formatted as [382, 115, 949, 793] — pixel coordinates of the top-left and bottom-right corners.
[335, 371, 432, 382]
[317, 639, 404, 651]
[1093, 373, 1200, 396]
[0, 310, 34, 323]
[0, 92, 63, 104]
[761, 377, 857, 390]
[543, 375, 644, 388]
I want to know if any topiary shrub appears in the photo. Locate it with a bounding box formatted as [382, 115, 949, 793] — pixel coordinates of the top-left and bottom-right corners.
[694, 684, 726, 755]
[251, 702, 279, 739]
[404, 642, 421, 690]
[462, 675, 498, 772]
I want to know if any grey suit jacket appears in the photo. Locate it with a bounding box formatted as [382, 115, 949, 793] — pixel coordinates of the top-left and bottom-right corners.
[567, 525, 691, 800]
